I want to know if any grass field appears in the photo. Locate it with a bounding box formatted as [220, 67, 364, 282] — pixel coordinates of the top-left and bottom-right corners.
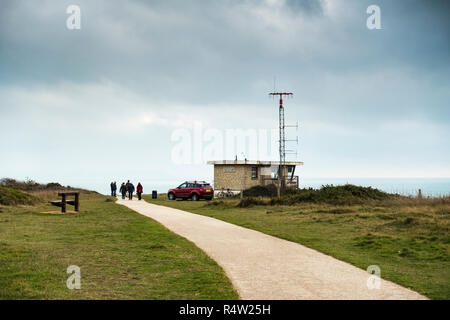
[144, 194, 450, 300]
[0, 190, 238, 299]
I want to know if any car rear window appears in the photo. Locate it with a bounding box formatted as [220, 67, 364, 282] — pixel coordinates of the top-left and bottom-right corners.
[201, 184, 210, 187]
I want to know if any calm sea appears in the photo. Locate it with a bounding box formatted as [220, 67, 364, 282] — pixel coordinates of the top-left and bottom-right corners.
[299, 178, 450, 197]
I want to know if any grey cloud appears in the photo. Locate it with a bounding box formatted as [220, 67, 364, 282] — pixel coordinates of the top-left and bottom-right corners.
[285, 0, 324, 14]
[0, 0, 448, 123]
[0, 0, 449, 185]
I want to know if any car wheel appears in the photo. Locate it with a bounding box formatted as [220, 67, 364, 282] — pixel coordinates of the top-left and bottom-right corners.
[191, 193, 199, 201]
[168, 193, 175, 201]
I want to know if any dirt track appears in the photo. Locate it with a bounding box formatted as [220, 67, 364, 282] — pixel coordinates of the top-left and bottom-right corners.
[117, 197, 427, 300]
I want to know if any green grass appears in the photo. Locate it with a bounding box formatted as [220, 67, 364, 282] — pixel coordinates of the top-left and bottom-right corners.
[0, 192, 238, 299]
[144, 194, 450, 299]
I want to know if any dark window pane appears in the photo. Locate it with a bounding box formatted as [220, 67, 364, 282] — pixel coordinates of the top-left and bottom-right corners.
[251, 167, 258, 179]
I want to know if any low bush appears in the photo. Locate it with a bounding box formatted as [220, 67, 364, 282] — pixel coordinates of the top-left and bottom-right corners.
[0, 178, 85, 192]
[243, 185, 277, 197]
[279, 184, 394, 205]
[0, 187, 39, 206]
[0, 178, 69, 191]
[46, 182, 64, 189]
[238, 184, 398, 206]
[237, 197, 266, 208]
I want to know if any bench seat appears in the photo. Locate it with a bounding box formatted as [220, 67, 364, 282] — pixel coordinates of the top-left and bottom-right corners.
[51, 200, 76, 207]
[50, 191, 79, 213]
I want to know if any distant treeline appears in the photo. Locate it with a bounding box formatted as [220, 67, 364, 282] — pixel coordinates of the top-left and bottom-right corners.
[0, 178, 68, 191]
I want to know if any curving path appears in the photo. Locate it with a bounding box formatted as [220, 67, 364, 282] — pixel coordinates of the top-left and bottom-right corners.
[117, 197, 427, 300]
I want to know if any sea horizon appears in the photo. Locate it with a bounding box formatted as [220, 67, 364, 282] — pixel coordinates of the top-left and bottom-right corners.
[299, 178, 450, 197]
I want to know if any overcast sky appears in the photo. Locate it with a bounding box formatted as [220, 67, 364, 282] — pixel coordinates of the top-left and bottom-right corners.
[0, 0, 449, 193]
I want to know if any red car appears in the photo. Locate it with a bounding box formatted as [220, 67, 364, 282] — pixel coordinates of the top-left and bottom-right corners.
[168, 181, 214, 201]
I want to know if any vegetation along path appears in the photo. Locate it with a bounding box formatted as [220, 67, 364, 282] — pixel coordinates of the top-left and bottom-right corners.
[117, 197, 427, 300]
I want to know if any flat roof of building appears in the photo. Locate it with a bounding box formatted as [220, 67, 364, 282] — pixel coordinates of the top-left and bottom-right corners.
[207, 160, 304, 166]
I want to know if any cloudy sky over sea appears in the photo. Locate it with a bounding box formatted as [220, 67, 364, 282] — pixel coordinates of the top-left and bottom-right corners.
[1, 0, 449, 194]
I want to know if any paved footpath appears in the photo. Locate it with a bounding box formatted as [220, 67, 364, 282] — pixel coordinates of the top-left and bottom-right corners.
[117, 197, 427, 300]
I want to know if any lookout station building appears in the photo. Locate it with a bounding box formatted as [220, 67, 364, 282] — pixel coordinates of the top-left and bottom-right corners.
[207, 160, 303, 191]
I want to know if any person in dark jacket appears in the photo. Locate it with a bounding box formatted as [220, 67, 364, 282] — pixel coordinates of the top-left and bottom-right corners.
[110, 181, 117, 197]
[137, 183, 143, 200]
[125, 180, 130, 198]
[119, 182, 127, 200]
[127, 181, 135, 200]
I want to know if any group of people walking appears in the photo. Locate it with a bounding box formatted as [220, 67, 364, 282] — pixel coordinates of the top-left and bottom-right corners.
[110, 181, 144, 200]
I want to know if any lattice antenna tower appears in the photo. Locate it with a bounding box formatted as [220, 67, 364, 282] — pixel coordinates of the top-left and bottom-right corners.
[269, 91, 298, 196]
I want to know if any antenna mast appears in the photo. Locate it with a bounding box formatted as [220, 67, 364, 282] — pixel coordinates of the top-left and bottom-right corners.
[269, 92, 293, 197]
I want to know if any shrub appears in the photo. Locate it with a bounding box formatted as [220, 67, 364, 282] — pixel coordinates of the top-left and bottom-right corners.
[0, 178, 77, 192]
[0, 178, 50, 191]
[0, 187, 39, 206]
[237, 197, 266, 208]
[46, 182, 63, 189]
[243, 185, 277, 197]
[277, 184, 394, 206]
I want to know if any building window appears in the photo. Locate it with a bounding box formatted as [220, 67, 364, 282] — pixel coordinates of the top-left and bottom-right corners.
[251, 167, 258, 179]
[271, 165, 278, 179]
[224, 167, 235, 173]
[288, 166, 294, 178]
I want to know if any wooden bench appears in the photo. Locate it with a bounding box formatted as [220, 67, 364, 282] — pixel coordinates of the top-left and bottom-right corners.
[51, 191, 80, 213]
